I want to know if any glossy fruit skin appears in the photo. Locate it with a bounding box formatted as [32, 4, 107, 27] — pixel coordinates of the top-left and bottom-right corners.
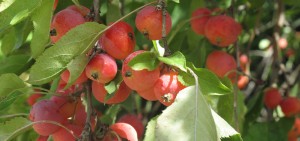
[117, 114, 144, 139]
[206, 51, 237, 82]
[27, 90, 43, 106]
[29, 100, 66, 136]
[136, 87, 158, 101]
[190, 8, 211, 35]
[52, 124, 83, 141]
[51, 6, 87, 43]
[92, 81, 131, 104]
[61, 69, 88, 85]
[204, 15, 242, 47]
[263, 87, 282, 109]
[110, 123, 138, 141]
[280, 97, 300, 117]
[135, 6, 172, 40]
[100, 21, 136, 60]
[85, 54, 117, 83]
[154, 72, 186, 106]
[122, 50, 160, 91]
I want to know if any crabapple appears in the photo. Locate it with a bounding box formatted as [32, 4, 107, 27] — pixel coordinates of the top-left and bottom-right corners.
[237, 75, 249, 89]
[204, 15, 242, 47]
[263, 87, 282, 109]
[61, 69, 88, 85]
[52, 123, 83, 141]
[136, 87, 158, 101]
[117, 114, 144, 139]
[190, 8, 211, 35]
[135, 6, 172, 40]
[280, 97, 300, 117]
[122, 50, 160, 91]
[154, 71, 186, 106]
[92, 81, 131, 104]
[85, 54, 117, 83]
[110, 123, 138, 141]
[27, 90, 43, 106]
[36, 136, 49, 141]
[100, 21, 135, 60]
[205, 50, 237, 82]
[50, 5, 89, 43]
[278, 37, 288, 49]
[29, 100, 66, 136]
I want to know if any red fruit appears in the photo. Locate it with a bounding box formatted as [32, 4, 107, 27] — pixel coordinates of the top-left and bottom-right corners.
[51, 6, 88, 43]
[278, 37, 288, 49]
[136, 87, 158, 101]
[36, 136, 49, 141]
[117, 114, 144, 139]
[52, 124, 83, 141]
[66, 5, 90, 17]
[237, 75, 249, 89]
[280, 97, 300, 117]
[239, 54, 248, 66]
[190, 8, 211, 35]
[154, 72, 186, 106]
[263, 87, 282, 109]
[50, 95, 80, 118]
[110, 123, 138, 141]
[61, 69, 88, 85]
[135, 6, 172, 40]
[29, 100, 66, 136]
[100, 21, 135, 59]
[122, 50, 160, 91]
[53, 0, 58, 10]
[92, 81, 131, 104]
[27, 90, 43, 106]
[206, 51, 237, 82]
[204, 15, 242, 47]
[85, 54, 117, 83]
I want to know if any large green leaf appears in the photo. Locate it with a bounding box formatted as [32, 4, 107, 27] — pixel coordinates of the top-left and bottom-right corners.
[0, 73, 26, 96]
[106, 0, 122, 23]
[0, 117, 32, 141]
[28, 22, 106, 85]
[0, 88, 29, 110]
[212, 110, 242, 141]
[0, 0, 42, 32]
[158, 51, 187, 72]
[0, 27, 16, 56]
[128, 51, 160, 71]
[144, 116, 158, 141]
[155, 86, 219, 141]
[30, 0, 54, 58]
[0, 54, 31, 75]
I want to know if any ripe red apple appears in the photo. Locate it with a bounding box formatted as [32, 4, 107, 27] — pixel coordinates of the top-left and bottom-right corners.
[109, 123, 138, 141]
[204, 15, 242, 47]
[190, 8, 211, 35]
[117, 114, 144, 139]
[135, 6, 172, 40]
[29, 100, 66, 136]
[85, 54, 117, 83]
[263, 87, 282, 109]
[122, 50, 160, 91]
[154, 71, 186, 106]
[60, 69, 88, 85]
[52, 123, 83, 141]
[280, 97, 300, 117]
[36, 135, 49, 141]
[100, 21, 135, 60]
[136, 87, 158, 101]
[205, 50, 237, 82]
[92, 81, 131, 104]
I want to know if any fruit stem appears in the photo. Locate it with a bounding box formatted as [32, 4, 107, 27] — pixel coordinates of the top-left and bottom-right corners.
[233, 42, 240, 132]
[157, 0, 171, 56]
[93, 0, 100, 22]
[79, 80, 94, 140]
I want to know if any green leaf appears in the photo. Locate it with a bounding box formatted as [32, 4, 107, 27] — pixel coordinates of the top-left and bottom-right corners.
[0, 73, 26, 96]
[30, 0, 54, 58]
[212, 110, 242, 141]
[28, 22, 106, 85]
[0, 117, 32, 141]
[178, 70, 195, 86]
[71, 0, 81, 6]
[0, 88, 29, 110]
[158, 51, 187, 72]
[128, 51, 160, 71]
[189, 64, 232, 95]
[152, 40, 165, 57]
[0, 0, 42, 32]
[100, 105, 120, 125]
[155, 86, 218, 141]
[106, 0, 122, 23]
[171, 0, 180, 3]
[0, 54, 31, 75]
[104, 71, 123, 102]
[1, 27, 16, 56]
[144, 116, 158, 141]
[64, 54, 89, 88]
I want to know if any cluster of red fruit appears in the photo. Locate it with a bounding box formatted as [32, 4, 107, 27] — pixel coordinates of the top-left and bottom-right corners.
[263, 87, 300, 117]
[28, 4, 186, 141]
